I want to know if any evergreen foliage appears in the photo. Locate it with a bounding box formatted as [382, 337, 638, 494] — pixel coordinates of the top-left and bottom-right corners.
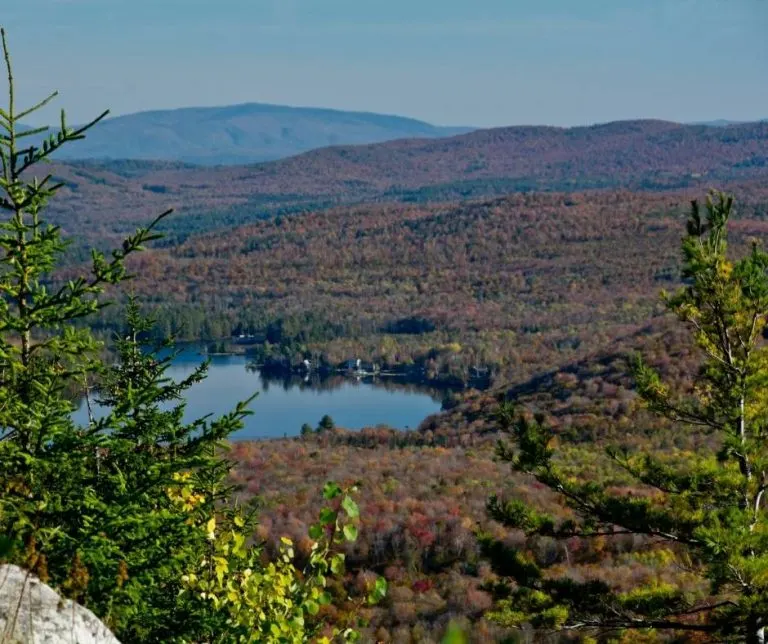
[0, 27, 247, 640]
[318, 415, 336, 433]
[82, 298, 253, 639]
[0, 28, 385, 642]
[485, 191, 768, 642]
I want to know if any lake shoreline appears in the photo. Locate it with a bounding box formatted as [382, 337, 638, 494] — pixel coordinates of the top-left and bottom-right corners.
[200, 348, 490, 391]
[74, 349, 447, 439]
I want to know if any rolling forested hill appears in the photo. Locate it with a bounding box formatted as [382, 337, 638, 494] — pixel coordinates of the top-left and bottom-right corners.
[44, 116, 768, 388]
[44, 117, 768, 254]
[76, 182, 768, 390]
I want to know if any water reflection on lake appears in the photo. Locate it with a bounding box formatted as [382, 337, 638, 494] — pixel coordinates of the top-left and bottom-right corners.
[73, 349, 447, 440]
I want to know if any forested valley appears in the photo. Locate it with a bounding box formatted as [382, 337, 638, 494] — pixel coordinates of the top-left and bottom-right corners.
[6, 20, 768, 644]
[41, 114, 768, 391]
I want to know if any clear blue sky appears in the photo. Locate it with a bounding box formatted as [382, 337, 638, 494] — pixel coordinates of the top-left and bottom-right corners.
[3, 0, 767, 127]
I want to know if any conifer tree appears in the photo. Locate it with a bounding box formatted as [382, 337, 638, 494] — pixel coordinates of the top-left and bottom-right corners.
[0, 25, 170, 577]
[0, 29, 385, 642]
[78, 297, 252, 640]
[486, 191, 768, 643]
[0, 26, 247, 640]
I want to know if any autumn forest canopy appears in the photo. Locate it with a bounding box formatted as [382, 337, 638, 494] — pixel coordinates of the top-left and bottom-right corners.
[6, 23, 768, 644]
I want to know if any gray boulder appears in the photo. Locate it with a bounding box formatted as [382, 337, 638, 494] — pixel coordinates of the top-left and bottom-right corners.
[0, 564, 120, 643]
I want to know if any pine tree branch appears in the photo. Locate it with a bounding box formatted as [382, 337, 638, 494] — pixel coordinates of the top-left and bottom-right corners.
[558, 598, 736, 633]
[549, 477, 700, 546]
[15, 109, 109, 176]
[671, 600, 737, 617]
[15, 91, 58, 123]
[562, 618, 720, 633]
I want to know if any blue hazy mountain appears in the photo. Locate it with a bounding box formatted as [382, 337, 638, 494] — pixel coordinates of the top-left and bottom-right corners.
[47, 103, 473, 165]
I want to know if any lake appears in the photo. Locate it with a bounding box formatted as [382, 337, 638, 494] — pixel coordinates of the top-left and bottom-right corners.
[72, 349, 446, 440]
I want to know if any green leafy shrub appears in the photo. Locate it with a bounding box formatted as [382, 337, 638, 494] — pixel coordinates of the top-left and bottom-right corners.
[176, 479, 386, 643]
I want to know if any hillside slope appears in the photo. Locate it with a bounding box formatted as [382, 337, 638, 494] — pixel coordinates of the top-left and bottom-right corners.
[101, 183, 768, 386]
[45, 119, 768, 247]
[71, 119, 768, 204]
[48, 103, 472, 165]
[239, 119, 768, 194]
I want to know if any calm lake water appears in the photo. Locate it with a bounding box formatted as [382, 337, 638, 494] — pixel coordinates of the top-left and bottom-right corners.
[72, 349, 445, 440]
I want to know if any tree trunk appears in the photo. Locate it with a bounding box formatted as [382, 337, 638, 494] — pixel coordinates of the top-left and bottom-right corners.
[746, 614, 765, 644]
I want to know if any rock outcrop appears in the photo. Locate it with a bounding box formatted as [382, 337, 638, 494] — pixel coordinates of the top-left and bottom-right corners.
[0, 564, 120, 643]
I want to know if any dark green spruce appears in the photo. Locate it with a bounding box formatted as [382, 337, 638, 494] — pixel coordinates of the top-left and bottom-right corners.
[0, 28, 252, 642]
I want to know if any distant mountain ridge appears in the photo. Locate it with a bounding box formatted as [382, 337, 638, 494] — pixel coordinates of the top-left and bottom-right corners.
[45, 103, 473, 165]
[690, 119, 768, 127]
[203, 118, 768, 196]
[39, 103, 768, 166]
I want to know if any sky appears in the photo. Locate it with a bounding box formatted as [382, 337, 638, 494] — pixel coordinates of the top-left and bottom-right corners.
[2, 0, 767, 128]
